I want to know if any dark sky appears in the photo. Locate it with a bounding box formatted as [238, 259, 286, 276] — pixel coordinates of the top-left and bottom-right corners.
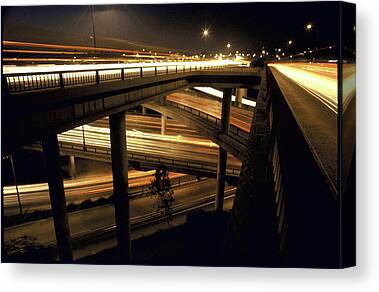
[1, 2, 353, 54]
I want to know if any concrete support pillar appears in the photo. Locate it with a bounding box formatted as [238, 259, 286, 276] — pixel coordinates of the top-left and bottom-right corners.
[236, 88, 247, 108]
[221, 88, 233, 134]
[42, 134, 73, 262]
[68, 155, 76, 178]
[109, 111, 131, 263]
[161, 113, 167, 135]
[141, 105, 147, 116]
[214, 88, 232, 212]
[215, 147, 228, 212]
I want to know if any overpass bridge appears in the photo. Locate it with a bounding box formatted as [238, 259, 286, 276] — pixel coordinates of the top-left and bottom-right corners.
[24, 130, 241, 185]
[2, 61, 350, 267]
[2, 63, 261, 151]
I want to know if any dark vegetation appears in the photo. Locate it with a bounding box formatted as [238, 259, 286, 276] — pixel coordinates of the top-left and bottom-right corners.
[3, 210, 230, 265]
[79, 210, 230, 265]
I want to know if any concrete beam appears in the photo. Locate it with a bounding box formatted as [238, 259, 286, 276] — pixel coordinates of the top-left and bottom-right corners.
[221, 88, 233, 134]
[68, 155, 76, 178]
[236, 88, 248, 108]
[42, 134, 73, 262]
[215, 147, 228, 212]
[144, 102, 247, 161]
[141, 105, 147, 116]
[161, 113, 167, 135]
[215, 88, 233, 212]
[109, 111, 131, 263]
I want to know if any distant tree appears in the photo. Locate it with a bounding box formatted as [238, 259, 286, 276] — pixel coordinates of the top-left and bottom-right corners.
[4, 236, 56, 263]
[149, 167, 175, 220]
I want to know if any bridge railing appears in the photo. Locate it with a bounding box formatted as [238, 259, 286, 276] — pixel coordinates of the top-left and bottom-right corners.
[3, 63, 231, 94]
[26, 141, 241, 177]
[165, 99, 250, 142]
[263, 66, 339, 264]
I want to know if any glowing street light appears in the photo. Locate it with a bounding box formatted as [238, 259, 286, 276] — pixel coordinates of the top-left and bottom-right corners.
[202, 28, 209, 38]
[305, 23, 313, 31]
[288, 40, 293, 45]
[226, 43, 231, 49]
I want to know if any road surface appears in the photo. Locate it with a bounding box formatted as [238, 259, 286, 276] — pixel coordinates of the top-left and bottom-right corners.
[268, 62, 356, 191]
[3, 170, 189, 216]
[4, 178, 235, 259]
[167, 92, 254, 132]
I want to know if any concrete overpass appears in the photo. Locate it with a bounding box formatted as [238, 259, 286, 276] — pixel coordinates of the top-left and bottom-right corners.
[3, 61, 350, 267]
[3, 64, 261, 151]
[2, 63, 262, 263]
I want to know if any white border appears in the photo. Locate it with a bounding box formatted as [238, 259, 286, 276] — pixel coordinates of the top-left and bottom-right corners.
[2, 0, 379, 291]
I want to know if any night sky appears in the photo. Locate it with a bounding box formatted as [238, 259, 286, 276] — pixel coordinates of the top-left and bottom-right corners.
[2, 2, 353, 54]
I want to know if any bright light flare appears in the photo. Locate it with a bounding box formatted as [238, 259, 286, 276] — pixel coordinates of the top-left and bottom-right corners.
[3, 60, 241, 74]
[194, 86, 256, 107]
[305, 23, 313, 31]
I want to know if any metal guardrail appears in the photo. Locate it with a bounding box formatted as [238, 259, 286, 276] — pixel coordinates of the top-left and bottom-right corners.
[3, 63, 229, 94]
[166, 99, 250, 142]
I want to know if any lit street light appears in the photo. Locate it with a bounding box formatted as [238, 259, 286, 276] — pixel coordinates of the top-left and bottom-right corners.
[288, 40, 293, 45]
[305, 23, 313, 31]
[202, 28, 209, 38]
[227, 43, 231, 49]
[201, 28, 210, 55]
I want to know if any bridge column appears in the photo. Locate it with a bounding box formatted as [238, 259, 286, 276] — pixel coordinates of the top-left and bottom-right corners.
[220, 88, 232, 134]
[109, 111, 131, 263]
[236, 88, 247, 108]
[141, 105, 147, 116]
[42, 134, 73, 262]
[215, 88, 232, 212]
[67, 155, 76, 178]
[161, 114, 167, 135]
[215, 147, 227, 212]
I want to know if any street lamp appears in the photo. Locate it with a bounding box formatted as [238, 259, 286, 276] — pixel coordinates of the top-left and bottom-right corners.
[305, 23, 313, 31]
[288, 40, 293, 45]
[201, 28, 210, 56]
[226, 43, 231, 49]
[202, 28, 209, 38]
[90, 5, 97, 48]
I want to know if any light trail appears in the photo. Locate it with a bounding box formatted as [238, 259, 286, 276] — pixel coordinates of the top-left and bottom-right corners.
[167, 92, 253, 132]
[3, 170, 158, 196]
[268, 62, 338, 114]
[3, 60, 240, 74]
[193, 86, 257, 107]
[3, 171, 190, 216]
[59, 124, 219, 150]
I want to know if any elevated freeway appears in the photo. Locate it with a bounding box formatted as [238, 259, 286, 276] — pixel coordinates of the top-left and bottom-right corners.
[145, 93, 253, 161]
[3, 62, 261, 151]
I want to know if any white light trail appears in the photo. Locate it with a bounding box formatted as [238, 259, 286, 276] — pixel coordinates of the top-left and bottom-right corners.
[194, 87, 257, 107]
[3, 60, 241, 74]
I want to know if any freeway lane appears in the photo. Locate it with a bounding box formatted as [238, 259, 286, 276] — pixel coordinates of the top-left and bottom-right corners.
[3, 60, 237, 74]
[124, 114, 199, 137]
[56, 124, 241, 170]
[269, 62, 338, 113]
[90, 115, 201, 139]
[167, 92, 254, 132]
[4, 178, 234, 259]
[269, 62, 356, 114]
[268, 62, 340, 190]
[3, 170, 188, 216]
[5, 111, 243, 216]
